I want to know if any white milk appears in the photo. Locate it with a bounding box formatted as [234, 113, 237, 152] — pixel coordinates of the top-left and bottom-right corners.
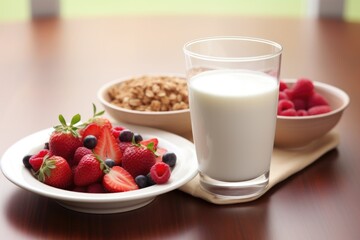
[189, 69, 278, 182]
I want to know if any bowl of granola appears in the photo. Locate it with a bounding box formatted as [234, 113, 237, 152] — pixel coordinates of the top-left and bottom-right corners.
[97, 75, 192, 137]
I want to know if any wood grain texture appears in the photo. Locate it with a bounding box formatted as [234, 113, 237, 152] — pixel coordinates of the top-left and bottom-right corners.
[0, 16, 360, 239]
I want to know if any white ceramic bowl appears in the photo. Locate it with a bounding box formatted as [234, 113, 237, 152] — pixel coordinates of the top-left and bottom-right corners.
[1, 124, 198, 214]
[97, 75, 192, 137]
[275, 79, 350, 149]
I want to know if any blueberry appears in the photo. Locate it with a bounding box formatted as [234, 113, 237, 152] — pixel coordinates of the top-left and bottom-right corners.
[135, 175, 148, 188]
[146, 173, 155, 186]
[119, 130, 134, 142]
[22, 154, 32, 169]
[134, 133, 143, 143]
[104, 158, 115, 168]
[83, 135, 97, 149]
[162, 152, 177, 168]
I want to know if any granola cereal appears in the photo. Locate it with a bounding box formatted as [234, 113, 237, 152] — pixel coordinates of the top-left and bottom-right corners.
[107, 75, 189, 112]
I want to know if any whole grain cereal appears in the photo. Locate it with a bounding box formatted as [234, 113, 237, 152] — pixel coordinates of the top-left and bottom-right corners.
[107, 75, 189, 112]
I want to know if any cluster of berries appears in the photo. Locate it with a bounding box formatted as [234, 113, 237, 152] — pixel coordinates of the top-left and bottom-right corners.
[22, 104, 177, 193]
[278, 78, 332, 116]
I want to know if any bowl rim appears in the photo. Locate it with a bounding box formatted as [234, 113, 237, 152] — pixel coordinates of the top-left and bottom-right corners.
[97, 74, 190, 116]
[277, 79, 350, 120]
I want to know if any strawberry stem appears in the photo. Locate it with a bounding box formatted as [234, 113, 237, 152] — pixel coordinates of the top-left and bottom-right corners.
[53, 114, 81, 137]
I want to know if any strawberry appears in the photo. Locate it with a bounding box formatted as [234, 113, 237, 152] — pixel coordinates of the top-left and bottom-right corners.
[72, 147, 92, 166]
[36, 155, 73, 189]
[87, 183, 106, 193]
[78, 104, 112, 139]
[49, 114, 82, 161]
[122, 144, 157, 178]
[140, 138, 159, 150]
[150, 162, 171, 184]
[119, 142, 133, 154]
[80, 123, 102, 140]
[74, 154, 104, 187]
[103, 166, 138, 192]
[29, 149, 50, 171]
[155, 147, 168, 162]
[93, 126, 122, 165]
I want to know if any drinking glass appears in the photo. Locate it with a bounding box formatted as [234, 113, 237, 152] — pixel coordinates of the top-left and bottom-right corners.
[183, 36, 282, 199]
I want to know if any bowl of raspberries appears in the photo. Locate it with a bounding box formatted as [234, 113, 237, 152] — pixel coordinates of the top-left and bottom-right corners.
[275, 78, 350, 148]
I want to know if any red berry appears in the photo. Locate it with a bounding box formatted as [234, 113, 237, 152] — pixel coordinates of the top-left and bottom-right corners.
[292, 98, 307, 110]
[87, 183, 106, 193]
[111, 126, 126, 140]
[289, 78, 315, 100]
[308, 105, 332, 115]
[80, 123, 102, 140]
[140, 138, 159, 150]
[150, 162, 171, 184]
[74, 154, 104, 187]
[93, 126, 122, 165]
[277, 99, 294, 114]
[278, 91, 288, 100]
[155, 147, 168, 163]
[297, 109, 309, 116]
[122, 145, 156, 178]
[279, 108, 297, 116]
[103, 166, 138, 192]
[36, 155, 73, 189]
[29, 149, 50, 171]
[308, 92, 329, 108]
[72, 147, 92, 166]
[279, 80, 288, 91]
[119, 142, 133, 153]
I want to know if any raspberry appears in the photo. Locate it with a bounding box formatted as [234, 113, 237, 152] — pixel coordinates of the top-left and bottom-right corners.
[150, 162, 171, 184]
[277, 99, 294, 114]
[308, 92, 329, 108]
[292, 98, 307, 110]
[278, 91, 288, 100]
[279, 108, 297, 116]
[279, 80, 288, 91]
[289, 78, 314, 100]
[111, 126, 125, 140]
[308, 105, 332, 115]
[296, 109, 309, 116]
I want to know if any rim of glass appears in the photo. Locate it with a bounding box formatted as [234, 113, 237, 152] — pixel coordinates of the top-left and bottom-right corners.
[183, 36, 283, 62]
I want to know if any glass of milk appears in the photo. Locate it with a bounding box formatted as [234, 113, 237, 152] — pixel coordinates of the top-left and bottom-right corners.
[183, 36, 282, 199]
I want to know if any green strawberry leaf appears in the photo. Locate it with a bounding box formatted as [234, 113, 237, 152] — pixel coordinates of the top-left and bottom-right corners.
[70, 114, 81, 126]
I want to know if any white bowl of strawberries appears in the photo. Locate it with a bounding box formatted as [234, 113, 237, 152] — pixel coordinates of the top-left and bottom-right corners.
[0, 105, 198, 214]
[275, 78, 350, 149]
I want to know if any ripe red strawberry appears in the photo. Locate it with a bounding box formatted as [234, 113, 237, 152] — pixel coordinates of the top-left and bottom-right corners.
[80, 123, 102, 139]
[122, 144, 157, 178]
[36, 155, 73, 189]
[74, 154, 104, 187]
[87, 183, 106, 193]
[72, 147, 92, 166]
[29, 149, 50, 171]
[286, 78, 315, 100]
[119, 142, 133, 153]
[150, 162, 171, 184]
[308, 105, 332, 115]
[78, 104, 112, 139]
[155, 147, 167, 162]
[140, 138, 159, 150]
[94, 126, 122, 165]
[103, 166, 138, 192]
[49, 114, 82, 161]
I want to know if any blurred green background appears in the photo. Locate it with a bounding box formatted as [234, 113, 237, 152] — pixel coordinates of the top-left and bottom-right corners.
[0, 0, 359, 22]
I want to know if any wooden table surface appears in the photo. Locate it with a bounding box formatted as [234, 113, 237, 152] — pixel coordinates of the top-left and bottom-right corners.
[0, 15, 360, 240]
